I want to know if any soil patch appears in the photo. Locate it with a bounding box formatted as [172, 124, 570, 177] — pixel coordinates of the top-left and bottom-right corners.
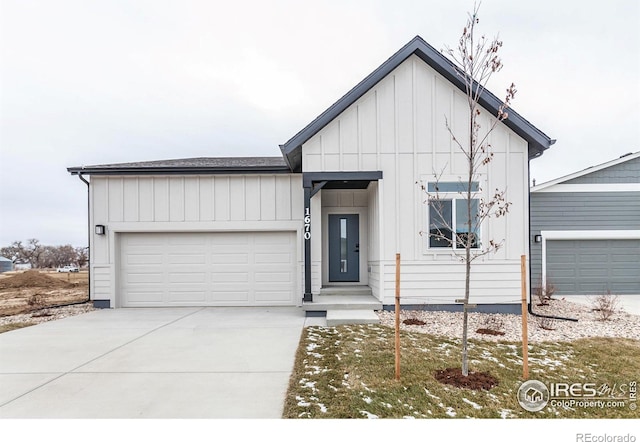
[475, 328, 505, 336]
[434, 367, 499, 390]
[0, 270, 70, 289]
[403, 318, 426, 326]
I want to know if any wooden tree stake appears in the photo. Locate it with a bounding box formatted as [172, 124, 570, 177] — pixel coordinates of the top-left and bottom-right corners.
[521, 254, 529, 380]
[395, 253, 401, 381]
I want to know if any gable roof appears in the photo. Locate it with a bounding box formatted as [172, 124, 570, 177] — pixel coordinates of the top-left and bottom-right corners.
[531, 151, 640, 192]
[68, 157, 289, 176]
[280, 35, 555, 172]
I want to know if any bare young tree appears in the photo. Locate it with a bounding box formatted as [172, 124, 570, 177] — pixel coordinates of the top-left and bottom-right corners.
[420, 4, 515, 376]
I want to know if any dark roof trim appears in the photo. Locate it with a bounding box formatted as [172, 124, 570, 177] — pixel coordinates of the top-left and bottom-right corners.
[67, 157, 292, 176]
[303, 171, 383, 188]
[280, 36, 555, 171]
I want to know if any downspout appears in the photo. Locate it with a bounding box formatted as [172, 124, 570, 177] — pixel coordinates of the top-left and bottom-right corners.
[77, 173, 91, 304]
[527, 153, 577, 322]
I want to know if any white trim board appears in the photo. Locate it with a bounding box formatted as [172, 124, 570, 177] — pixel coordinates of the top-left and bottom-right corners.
[532, 183, 640, 193]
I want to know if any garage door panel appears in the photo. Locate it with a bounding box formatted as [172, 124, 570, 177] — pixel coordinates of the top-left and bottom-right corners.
[213, 272, 249, 283]
[547, 239, 640, 296]
[120, 231, 297, 307]
[255, 291, 292, 302]
[211, 253, 249, 264]
[255, 271, 292, 283]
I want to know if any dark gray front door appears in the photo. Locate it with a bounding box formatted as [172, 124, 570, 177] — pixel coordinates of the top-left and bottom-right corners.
[328, 214, 360, 282]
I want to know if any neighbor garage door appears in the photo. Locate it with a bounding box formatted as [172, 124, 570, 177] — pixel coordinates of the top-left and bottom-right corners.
[546, 239, 640, 295]
[119, 231, 297, 307]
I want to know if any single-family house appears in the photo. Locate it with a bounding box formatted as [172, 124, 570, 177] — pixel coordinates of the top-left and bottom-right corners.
[530, 152, 640, 298]
[68, 36, 554, 313]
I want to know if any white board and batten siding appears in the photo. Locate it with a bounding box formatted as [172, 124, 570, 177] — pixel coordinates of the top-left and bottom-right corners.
[302, 54, 529, 306]
[90, 174, 304, 307]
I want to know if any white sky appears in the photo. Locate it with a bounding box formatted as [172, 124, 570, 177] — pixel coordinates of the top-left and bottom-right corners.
[1, 0, 638, 247]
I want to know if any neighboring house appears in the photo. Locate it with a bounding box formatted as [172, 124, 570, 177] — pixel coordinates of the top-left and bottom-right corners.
[530, 152, 640, 297]
[0, 256, 13, 273]
[68, 36, 554, 312]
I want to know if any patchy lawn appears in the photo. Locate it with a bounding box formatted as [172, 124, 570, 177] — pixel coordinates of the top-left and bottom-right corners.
[283, 324, 640, 419]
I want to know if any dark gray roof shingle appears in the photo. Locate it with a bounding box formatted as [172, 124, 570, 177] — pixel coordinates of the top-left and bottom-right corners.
[68, 157, 290, 175]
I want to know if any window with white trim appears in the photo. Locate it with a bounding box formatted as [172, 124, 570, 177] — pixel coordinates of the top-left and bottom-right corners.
[428, 182, 480, 249]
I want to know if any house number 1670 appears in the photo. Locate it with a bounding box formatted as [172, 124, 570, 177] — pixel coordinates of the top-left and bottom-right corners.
[304, 207, 311, 240]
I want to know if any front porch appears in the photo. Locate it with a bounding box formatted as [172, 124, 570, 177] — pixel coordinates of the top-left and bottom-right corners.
[302, 285, 382, 325]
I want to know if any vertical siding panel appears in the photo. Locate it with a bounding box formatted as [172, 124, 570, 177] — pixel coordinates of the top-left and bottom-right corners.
[199, 177, 213, 221]
[154, 177, 169, 221]
[245, 175, 261, 220]
[138, 178, 154, 221]
[275, 175, 292, 220]
[398, 154, 415, 258]
[184, 177, 199, 221]
[396, 61, 413, 154]
[508, 151, 526, 259]
[108, 178, 123, 222]
[290, 176, 303, 219]
[93, 178, 108, 224]
[378, 76, 395, 154]
[214, 176, 230, 221]
[229, 176, 246, 220]
[340, 108, 358, 154]
[169, 177, 185, 221]
[260, 176, 276, 220]
[415, 62, 433, 153]
[123, 178, 139, 222]
[434, 77, 451, 154]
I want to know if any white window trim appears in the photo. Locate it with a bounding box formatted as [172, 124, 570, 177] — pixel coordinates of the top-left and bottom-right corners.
[540, 229, 640, 292]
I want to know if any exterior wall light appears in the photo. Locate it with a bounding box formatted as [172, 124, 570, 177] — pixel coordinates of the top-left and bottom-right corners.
[95, 225, 106, 235]
[534, 234, 542, 243]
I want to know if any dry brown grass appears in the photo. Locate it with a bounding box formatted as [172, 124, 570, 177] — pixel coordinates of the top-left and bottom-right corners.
[0, 270, 88, 317]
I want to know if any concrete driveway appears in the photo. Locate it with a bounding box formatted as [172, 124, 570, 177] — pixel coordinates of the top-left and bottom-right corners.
[0, 307, 307, 418]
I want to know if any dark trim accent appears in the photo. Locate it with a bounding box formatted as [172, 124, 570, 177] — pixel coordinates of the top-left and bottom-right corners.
[305, 311, 327, 318]
[382, 303, 522, 315]
[68, 166, 292, 176]
[303, 186, 312, 302]
[303, 171, 383, 188]
[310, 181, 327, 198]
[93, 300, 111, 309]
[281, 36, 554, 172]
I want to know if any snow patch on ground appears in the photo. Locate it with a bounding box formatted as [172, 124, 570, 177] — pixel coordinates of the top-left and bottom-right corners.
[462, 398, 482, 410]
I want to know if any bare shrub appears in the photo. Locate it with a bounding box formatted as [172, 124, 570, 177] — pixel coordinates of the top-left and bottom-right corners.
[591, 291, 620, 321]
[27, 293, 52, 317]
[536, 316, 557, 331]
[476, 314, 505, 335]
[533, 280, 556, 306]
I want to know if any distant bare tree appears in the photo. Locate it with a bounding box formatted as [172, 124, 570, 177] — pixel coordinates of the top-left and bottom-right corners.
[419, 4, 515, 376]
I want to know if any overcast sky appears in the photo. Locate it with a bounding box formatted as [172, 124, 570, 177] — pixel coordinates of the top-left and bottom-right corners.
[1, 0, 638, 247]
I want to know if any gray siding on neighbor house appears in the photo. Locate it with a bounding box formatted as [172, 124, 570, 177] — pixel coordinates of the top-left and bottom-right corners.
[530, 191, 640, 290]
[564, 157, 640, 184]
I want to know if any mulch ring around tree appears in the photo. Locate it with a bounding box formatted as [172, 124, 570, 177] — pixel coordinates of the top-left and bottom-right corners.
[434, 367, 499, 390]
[403, 318, 426, 326]
[475, 328, 505, 336]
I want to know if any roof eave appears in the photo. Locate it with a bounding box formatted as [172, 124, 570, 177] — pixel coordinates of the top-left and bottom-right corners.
[67, 166, 292, 176]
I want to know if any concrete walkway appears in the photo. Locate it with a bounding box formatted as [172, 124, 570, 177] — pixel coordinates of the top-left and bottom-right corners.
[0, 307, 307, 418]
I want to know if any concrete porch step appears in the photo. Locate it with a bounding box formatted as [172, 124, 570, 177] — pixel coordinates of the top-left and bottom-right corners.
[302, 293, 382, 312]
[326, 309, 380, 326]
[320, 286, 373, 296]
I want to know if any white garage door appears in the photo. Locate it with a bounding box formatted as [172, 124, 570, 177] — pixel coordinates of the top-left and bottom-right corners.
[119, 231, 297, 307]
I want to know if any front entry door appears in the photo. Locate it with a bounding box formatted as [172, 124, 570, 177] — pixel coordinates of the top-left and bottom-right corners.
[328, 214, 360, 282]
